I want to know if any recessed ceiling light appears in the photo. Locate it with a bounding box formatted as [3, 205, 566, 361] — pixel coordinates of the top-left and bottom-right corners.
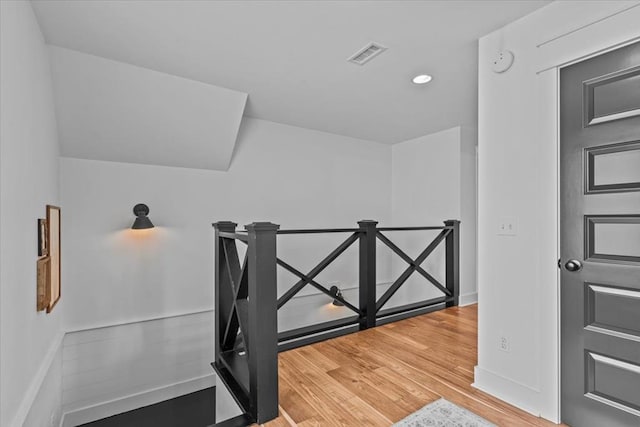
[412, 74, 432, 84]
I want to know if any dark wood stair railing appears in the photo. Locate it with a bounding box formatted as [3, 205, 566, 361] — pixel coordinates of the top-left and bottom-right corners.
[212, 219, 460, 426]
[212, 221, 279, 425]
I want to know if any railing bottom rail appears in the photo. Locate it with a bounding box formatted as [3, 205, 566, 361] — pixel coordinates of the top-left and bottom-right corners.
[276, 296, 454, 352]
[376, 296, 453, 325]
[278, 316, 360, 352]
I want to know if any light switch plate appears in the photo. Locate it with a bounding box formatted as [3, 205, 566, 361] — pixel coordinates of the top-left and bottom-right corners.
[498, 217, 518, 236]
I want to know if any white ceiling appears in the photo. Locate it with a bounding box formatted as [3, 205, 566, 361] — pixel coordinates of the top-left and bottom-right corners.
[32, 0, 550, 144]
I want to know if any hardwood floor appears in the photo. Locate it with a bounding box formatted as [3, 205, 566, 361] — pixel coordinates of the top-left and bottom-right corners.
[265, 305, 558, 427]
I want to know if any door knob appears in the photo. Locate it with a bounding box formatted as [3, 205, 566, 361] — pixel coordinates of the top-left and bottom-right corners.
[564, 259, 583, 272]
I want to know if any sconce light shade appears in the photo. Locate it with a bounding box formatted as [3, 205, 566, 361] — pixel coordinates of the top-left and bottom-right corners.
[329, 285, 344, 306]
[132, 203, 154, 229]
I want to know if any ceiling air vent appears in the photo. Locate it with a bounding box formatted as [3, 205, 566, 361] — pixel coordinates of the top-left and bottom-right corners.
[347, 42, 387, 65]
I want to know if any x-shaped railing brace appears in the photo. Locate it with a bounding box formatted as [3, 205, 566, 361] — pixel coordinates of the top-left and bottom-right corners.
[275, 232, 361, 314]
[276, 258, 361, 314]
[375, 229, 452, 313]
[221, 238, 250, 353]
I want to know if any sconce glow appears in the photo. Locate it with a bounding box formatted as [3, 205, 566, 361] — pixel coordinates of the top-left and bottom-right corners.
[131, 203, 154, 230]
[412, 74, 432, 84]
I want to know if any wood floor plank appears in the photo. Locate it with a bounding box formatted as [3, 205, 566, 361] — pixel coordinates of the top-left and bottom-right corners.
[326, 365, 412, 422]
[279, 354, 371, 426]
[263, 304, 559, 426]
[281, 351, 391, 426]
[356, 334, 475, 388]
[354, 344, 543, 427]
[295, 345, 341, 372]
[313, 338, 381, 371]
[373, 366, 440, 403]
[274, 366, 326, 425]
[359, 327, 551, 425]
[290, 352, 392, 427]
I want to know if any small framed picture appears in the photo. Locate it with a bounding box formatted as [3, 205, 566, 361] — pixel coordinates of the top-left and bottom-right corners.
[36, 256, 50, 311]
[46, 205, 61, 313]
[38, 218, 48, 257]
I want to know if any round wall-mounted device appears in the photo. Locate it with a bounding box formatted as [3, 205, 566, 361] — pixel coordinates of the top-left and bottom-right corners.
[491, 50, 514, 73]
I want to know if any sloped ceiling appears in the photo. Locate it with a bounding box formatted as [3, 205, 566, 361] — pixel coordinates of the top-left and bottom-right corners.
[50, 46, 247, 170]
[48, 46, 247, 171]
[32, 0, 551, 145]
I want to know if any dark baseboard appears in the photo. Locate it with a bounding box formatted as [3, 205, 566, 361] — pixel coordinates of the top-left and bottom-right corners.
[213, 413, 253, 427]
[80, 387, 215, 427]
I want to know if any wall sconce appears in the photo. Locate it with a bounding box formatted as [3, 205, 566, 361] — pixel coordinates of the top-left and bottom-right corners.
[329, 286, 344, 306]
[131, 203, 154, 229]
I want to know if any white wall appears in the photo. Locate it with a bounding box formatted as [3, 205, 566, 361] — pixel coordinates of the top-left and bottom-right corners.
[59, 116, 392, 421]
[60, 117, 392, 330]
[392, 128, 461, 226]
[0, 2, 64, 426]
[391, 126, 477, 306]
[476, 1, 640, 422]
[23, 343, 63, 427]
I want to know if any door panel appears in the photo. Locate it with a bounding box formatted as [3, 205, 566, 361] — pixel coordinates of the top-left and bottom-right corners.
[584, 64, 640, 125]
[585, 215, 640, 263]
[585, 282, 640, 338]
[585, 352, 640, 414]
[586, 140, 640, 193]
[561, 41, 640, 427]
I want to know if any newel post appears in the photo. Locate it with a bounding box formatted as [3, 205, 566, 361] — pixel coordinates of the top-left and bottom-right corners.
[358, 220, 378, 330]
[245, 222, 279, 423]
[444, 220, 460, 307]
[212, 221, 237, 362]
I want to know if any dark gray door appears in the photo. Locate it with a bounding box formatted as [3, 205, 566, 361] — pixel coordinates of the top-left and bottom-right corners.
[560, 41, 640, 427]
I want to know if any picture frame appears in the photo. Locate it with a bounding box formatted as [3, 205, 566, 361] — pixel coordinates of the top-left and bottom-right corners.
[46, 205, 61, 313]
[38, 218, 48, 257]
[36, 256, 50, 311]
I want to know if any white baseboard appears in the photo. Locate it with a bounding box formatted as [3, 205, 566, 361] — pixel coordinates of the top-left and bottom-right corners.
[60, 374, 215, 427]
[459, 292, 478, 306]
[11, 331, 65, 427]
[472, 366, 542, 418]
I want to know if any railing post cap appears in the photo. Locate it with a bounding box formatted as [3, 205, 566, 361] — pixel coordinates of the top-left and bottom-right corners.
[444, 219, 461, 226]
[358, 220, 378, 226]
[212, 221, 238, 229]
[245, 222, 280, 232]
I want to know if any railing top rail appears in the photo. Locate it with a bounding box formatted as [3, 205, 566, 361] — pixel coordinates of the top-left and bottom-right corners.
[377, 226, 448, 231]
[278, 225, 451, 234]
[218, 231, 249, 241]
[277, 228, 361, 235]
[215, 222, 455, 235]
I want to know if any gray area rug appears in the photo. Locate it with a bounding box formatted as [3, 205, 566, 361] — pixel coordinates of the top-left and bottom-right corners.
[393, 398, 496, 427]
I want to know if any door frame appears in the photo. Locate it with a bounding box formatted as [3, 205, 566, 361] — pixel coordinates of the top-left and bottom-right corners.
[540, 22, 640, 425]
